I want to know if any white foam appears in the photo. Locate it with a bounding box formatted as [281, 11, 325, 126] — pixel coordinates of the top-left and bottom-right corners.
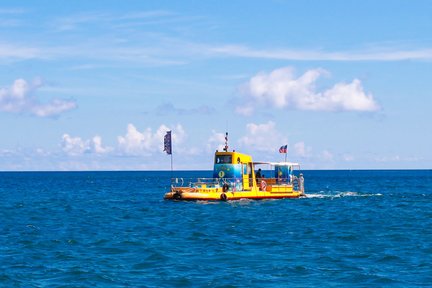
[196, 200, 219, 205]
[304, 191, 382, 199]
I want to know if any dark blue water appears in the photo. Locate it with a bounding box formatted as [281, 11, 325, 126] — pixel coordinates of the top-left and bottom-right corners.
[1, 170, 431, 287]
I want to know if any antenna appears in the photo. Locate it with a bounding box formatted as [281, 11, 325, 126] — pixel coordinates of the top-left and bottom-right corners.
[223, 132, 228, 152]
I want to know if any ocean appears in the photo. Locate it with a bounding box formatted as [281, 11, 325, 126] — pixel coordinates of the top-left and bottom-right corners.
[1, 170, 431, 287]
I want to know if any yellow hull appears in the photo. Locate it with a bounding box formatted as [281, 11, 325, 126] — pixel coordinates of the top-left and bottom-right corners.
[164, 185, 303, 201]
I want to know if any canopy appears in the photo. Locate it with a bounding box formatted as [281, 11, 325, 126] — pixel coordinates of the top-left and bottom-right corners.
[253, 161, 300, 167]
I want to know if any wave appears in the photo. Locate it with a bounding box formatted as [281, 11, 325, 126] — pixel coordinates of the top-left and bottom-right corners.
[305, 191, 383, 199]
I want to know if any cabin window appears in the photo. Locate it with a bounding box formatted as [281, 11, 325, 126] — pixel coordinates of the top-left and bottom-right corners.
[242, 164, 248, 175]
[246, 163, 252, 175]
[215, 155, 232, 164]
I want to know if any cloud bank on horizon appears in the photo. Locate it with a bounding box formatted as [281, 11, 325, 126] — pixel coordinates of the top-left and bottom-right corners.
[59, 121, 309, 163]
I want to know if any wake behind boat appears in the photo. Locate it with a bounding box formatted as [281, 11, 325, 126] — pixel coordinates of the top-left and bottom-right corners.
[164, 133, 305, 201]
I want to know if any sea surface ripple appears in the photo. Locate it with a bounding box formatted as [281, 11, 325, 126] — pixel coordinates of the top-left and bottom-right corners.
[1, 170, 431, 287]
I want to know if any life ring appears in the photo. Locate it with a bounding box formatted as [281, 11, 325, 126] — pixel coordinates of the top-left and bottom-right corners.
[220, 193, 228, 201]
[173, 191, 182, 200]
[222, 183, 229, 192]
[260, 180, 267, 191]
[175, 178, 184, 186]
[218, 171, 225, 178]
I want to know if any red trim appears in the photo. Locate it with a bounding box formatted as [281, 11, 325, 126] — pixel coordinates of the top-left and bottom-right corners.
[166, 195, 300, 201]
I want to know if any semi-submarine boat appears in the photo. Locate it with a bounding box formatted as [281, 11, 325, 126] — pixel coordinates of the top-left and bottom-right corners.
[164, 136, 305, 201]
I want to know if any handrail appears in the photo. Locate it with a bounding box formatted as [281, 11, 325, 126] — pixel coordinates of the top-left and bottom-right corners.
[171, 177, 295, 187]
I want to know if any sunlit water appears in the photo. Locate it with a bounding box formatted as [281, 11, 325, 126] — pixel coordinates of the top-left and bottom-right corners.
[1, 170, 431, 287]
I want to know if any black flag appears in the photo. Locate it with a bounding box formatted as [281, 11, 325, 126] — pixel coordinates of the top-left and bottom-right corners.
[163, 131, 172, 155]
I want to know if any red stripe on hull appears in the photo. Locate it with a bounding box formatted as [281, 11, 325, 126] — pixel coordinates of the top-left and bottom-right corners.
[166, 195, 301, 201]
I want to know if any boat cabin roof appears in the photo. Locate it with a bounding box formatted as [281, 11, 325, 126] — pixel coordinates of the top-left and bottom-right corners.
[214, 151, 253, 164]
[214, 150, 300, 168]
[253, 161, 300, 167]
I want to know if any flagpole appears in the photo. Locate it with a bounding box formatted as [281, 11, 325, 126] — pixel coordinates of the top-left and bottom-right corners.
[279, 144, 287, 162]
[170, 131, 173, 179]
[170, 149, 173, 179]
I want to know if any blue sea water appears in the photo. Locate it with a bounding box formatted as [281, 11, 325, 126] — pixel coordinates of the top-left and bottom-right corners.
[1, 170, 432, 287]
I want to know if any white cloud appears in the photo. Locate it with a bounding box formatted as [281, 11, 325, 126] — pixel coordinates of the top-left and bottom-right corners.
[209, 44, 432, 62]
[92, 135, 112, 154]
[117, 123, 186, 156]
[52, 10, 176, 31]
[0, 78, 77, 117]
[320, 79, 379, 111]
[61, 134, 89, 156]
[61, 134, 112, 156]
[0, 44, 40, 60]
[238, 121, 287, 152]
[237, 67, 380, 115]
[117, 124, 156, 155]
[60, 123, 186, 158]
[32, 99, 78, 117]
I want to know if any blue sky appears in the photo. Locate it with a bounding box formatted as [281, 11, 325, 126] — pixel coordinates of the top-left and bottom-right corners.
[0, 0, 431, 170]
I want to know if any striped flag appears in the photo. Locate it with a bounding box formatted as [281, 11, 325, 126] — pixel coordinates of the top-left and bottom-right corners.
[163, 131, 172, 155]
[279, 145, 287, 154]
